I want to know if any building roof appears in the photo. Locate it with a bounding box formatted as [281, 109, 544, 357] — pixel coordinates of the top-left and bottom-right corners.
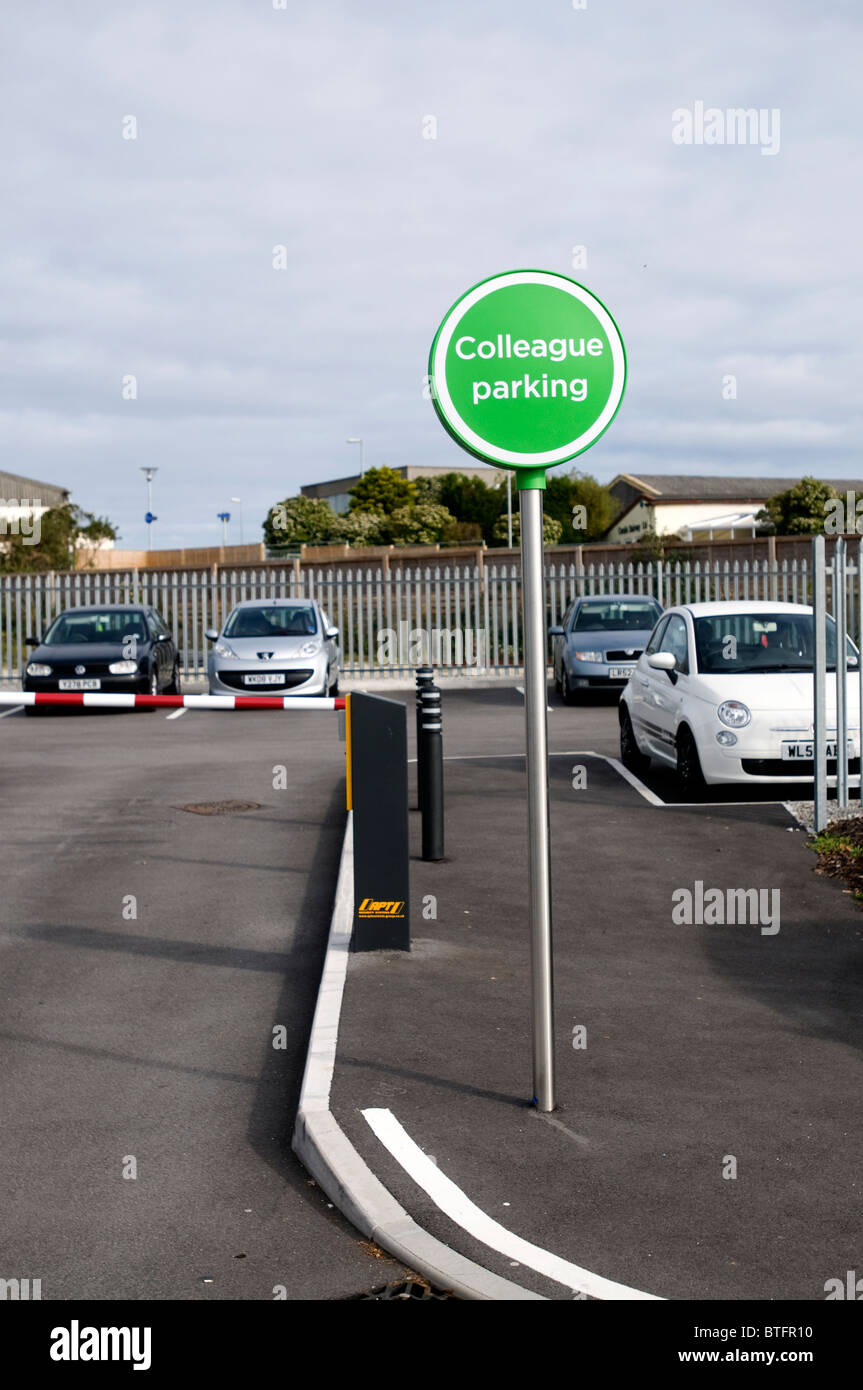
[0, 470, 69, 505]
[609, 473, 863, 504]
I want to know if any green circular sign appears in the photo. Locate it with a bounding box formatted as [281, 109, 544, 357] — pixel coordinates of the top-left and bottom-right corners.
[429, 269, 626, 483]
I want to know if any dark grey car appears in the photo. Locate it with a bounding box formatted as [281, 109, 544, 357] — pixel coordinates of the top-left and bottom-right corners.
[549, 593, 664, 704]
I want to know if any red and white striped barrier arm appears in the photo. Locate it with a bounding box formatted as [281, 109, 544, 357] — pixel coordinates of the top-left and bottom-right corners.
[0, 691, 346, 711]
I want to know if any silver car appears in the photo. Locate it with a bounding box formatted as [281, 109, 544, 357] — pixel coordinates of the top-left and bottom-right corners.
[549, 593, 664, 704]
[206, 599, 340, 696]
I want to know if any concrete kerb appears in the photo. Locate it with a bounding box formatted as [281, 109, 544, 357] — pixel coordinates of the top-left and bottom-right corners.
[291, 811, 543, 1301]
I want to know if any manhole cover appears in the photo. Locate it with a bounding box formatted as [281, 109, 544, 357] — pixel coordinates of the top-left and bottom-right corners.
[175, 801, 262, 815]
[349, 1280, 454, 1301]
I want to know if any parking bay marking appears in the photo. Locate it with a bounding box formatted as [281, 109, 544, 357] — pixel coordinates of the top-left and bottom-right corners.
[166, 707, 188, 720]
[362, 1107, 661, 1301]
[416, 749, 805, 812]
[515, 685, 553, 712]
[0, 705, 24, 719]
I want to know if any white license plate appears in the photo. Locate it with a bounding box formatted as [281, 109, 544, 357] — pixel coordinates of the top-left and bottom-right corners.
[243, 672, 286, 686]
[58, 679, 101, 691]
[781, 740, 851, 760]
[607, 666, 634, 679]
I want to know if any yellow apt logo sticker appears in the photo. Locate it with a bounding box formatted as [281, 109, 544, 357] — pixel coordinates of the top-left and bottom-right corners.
[358, 898, 405, 918]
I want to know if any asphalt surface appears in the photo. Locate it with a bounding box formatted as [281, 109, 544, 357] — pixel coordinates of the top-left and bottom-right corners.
[0, 702, 406, 1300]
[332, 685, 863, 1300]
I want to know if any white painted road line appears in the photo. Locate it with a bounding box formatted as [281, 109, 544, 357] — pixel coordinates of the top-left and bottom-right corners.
[515, 685, 553, 712]
[166, 707, 188, 720]
[0, 704, 23, 718]
[362, 1107, 661, 1301]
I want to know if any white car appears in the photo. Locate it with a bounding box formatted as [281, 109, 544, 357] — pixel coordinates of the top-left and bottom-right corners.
[618, 601, 860, 794]
[206, 598, 340, 697]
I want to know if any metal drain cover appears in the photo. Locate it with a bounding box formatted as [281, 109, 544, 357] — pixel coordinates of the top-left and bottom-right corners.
[350, 1280, 454, 1301]
[175, 801, 262, 815]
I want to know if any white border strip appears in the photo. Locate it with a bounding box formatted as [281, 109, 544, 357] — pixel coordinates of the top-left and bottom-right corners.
[363, 1108, 661, 1301]
[291, 814, 542, 1300]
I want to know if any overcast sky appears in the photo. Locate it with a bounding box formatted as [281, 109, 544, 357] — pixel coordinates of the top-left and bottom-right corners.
[2, 1, 860, 548]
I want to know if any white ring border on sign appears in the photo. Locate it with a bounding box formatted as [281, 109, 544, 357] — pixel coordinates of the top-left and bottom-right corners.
[431, 270, 626, 468]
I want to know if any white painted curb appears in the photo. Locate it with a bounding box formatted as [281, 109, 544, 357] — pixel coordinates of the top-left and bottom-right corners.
[291, 812, 543, 1300]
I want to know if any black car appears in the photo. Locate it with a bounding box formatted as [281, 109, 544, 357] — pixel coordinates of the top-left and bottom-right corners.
[23, 605, 181, 712]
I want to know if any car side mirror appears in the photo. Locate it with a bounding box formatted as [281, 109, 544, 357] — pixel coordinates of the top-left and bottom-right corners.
[205, 629, 219, 641]
[647, 651, 677, 670]
[547, 625, 564, 637]
[325, 626, 339, 640]
[25, 634, 40, 646]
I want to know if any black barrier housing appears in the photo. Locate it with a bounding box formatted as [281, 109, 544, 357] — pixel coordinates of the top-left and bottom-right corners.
[350, 691, 410, 951]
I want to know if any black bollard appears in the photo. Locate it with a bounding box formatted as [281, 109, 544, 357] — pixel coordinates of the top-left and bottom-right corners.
[419, 681, 445, 861]
[415, 665, 434, 812]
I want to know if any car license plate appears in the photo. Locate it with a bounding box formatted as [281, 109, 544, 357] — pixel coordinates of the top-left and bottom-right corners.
[608, 666, 634, 679]
[243, 673, 285, 686]
[781, 740, 851, 760]
[58, 679, 101, 691]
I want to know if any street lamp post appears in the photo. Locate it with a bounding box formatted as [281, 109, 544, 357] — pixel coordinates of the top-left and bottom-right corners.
[140, 467, 158, 550]
[346, 437, 365, 477]
[217, 511, 231, 545]
[231, 497, 244, 545]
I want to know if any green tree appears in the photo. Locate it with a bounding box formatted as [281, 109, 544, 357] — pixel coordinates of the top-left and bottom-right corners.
[348, 466, 415, 514]
[0, 503, 118, 573]
[543, 470, 619, 541]
[756, 477, 840, 535]
[492, 512, 563, 546]
[328, 509, 385, 545]
[388, 502, 455, 545]
[264, 496, 335, 548]
[418, 471, 506, 543]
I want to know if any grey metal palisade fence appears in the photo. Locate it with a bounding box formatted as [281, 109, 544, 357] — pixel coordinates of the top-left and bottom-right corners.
[0, 556, 833, 686]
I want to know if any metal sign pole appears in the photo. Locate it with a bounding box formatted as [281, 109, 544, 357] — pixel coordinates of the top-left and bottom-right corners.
[813, 535, 828, 832]
[835, 537, 848, 809]
[519, 484, 555, 1112]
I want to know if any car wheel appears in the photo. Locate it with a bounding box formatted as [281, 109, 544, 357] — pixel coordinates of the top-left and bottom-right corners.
[24, 705, 44, 718]
[562, 666, 579, 705]
[328, 669, 339, 697]
[166, 662, 181, 695]
[148, 670, 159, 698]
[553, 660, 562, 695]
[620, 708, 651, 775]
[676, 725, 706, 799]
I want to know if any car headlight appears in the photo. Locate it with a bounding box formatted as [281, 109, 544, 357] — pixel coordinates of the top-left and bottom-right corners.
[572, 650, 603, 663]
[214, 641, 236, 659]
[26, 663, 52, 676]
[108, 660, 138, 675]
[300, 640, 321, 656]
[717, 700, 751, 728]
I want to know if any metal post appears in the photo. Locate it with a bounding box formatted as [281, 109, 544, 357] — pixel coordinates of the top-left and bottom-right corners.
[415, 665, 433, 813]
[813, 535, 828, 832]
[518, 485, 555, 1113]
[506, 472, 513, 548]
[419, 682, 444, 861]
[858, 539, 863, 801]
[835, 537, 848, 809]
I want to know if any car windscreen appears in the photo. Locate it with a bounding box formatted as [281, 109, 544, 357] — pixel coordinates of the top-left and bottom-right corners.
[223, 605, 318, 639]
[42, 612, 148, 645]
[572, 600, 663, 632]
[693, 613, 858, 673]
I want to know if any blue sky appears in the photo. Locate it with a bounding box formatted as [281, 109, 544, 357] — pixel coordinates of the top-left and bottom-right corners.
[2, 0, 860, 546]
